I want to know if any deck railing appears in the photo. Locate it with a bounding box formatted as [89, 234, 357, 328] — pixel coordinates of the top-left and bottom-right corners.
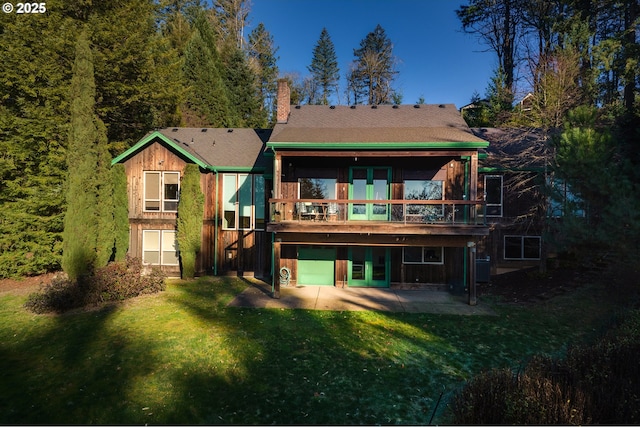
[269, 199, 486, 226]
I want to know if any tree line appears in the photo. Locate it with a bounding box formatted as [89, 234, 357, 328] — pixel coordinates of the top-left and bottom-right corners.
[458, 0, 640, 261]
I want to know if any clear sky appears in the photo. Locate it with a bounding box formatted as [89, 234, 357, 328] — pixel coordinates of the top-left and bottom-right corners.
[248, 0, 497, 109]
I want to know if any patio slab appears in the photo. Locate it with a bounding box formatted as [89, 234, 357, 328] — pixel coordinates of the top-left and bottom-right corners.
[228, 280, 496, 315]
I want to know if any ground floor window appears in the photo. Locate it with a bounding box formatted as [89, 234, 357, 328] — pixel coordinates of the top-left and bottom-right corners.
[142, 230, 179, 265]
[504, 235, 541, 260]
[402, 247, 444, 264]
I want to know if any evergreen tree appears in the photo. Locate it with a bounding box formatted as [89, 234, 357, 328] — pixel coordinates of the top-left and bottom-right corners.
[111, 164, 129, 262]
[222, 45, 266, 127]
[350, 24, 398, 105]
[183, 14, 233, 126]
[90, 0, 183, 155]
[62, 30, 104, 281]
[308, 28, 340, 105]
[0, 0, 73, 277]
[176, 164, 204, 279]
[94, 117, 115, 268]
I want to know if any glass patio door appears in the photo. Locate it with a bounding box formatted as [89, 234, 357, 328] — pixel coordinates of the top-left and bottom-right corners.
[349, 167, 390, 220]
[348, 247, 389, 287]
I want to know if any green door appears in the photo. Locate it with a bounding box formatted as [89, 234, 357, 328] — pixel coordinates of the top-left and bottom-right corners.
[348, 247, 389, 287]
[297, 247, 335, 286]
[349, 167, 390, 220]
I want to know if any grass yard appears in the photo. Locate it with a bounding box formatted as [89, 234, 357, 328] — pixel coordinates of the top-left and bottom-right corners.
[0, 275, 622, 424]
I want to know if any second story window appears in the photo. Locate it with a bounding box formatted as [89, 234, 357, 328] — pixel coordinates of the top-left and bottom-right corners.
[144, 171, 179, 212]
[484, 175, 503, 217]
[223, 173, 265, 230]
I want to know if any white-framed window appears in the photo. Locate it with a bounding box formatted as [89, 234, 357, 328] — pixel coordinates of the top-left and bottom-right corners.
[402, 247, 444, 264]
[484, 175, 503, 217]
[504, 235, 541, 260]
[144, 171, 180, 212]
[222, 173, 265, 230]
[142, 230, 179, 265]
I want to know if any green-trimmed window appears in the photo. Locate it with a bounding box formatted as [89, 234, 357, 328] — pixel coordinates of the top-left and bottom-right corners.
[222, 173, 265, 230]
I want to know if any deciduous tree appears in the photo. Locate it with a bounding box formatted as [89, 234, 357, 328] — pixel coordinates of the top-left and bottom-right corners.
[349, 24, 398, 105]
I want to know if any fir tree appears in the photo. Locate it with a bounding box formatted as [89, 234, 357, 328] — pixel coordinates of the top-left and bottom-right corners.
[176, 164, 204, 279]
[183, 14, 233, 126]
[222, 45, 266, 127]
[308, 28, 339, 105]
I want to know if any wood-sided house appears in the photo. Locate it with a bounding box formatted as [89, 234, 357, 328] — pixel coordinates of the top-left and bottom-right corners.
[111, 127, 273, 278]
[474, 127, 551, 274]
[268, 82, 489, 302]
[112, 81, 490, 304]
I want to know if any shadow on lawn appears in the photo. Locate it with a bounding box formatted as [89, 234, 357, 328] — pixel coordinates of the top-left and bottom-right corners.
[164, 277, 462, 425]
[0, 303, 167, 424]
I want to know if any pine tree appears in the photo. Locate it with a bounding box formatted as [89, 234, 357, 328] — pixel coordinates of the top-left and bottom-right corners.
[62, 30, 104, 281]
[176, 164, 204, 279]
[350, 24, 398, 105]
[308, 28, 339, 105]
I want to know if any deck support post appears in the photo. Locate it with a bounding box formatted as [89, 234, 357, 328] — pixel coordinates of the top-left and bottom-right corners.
[467, 240, 477, 306]
[273, 239, 281, 298]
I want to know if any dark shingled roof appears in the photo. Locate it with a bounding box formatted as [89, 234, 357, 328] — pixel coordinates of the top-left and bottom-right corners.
[156, 128, 272, 169]
[270, 104, 486, 143]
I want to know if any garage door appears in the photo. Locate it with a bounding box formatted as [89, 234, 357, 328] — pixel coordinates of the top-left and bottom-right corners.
[297, 247, 335, 286]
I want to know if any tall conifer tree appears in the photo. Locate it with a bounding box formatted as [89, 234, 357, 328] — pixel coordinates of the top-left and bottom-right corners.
[62, 30, 104, 281]
[308, 28, 339, 105]
[176, 164, 204, 279]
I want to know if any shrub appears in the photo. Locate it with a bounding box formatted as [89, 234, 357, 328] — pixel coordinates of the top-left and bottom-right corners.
[25, 257, 165, 314]
[450, 309, 640, 424]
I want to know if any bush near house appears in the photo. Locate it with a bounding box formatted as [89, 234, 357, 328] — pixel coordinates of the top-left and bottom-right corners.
[450, 309, 640, 424]
[24, 257, 165, 314]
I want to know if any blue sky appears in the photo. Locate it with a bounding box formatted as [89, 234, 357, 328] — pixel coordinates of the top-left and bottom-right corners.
[249, 0, 497, 108]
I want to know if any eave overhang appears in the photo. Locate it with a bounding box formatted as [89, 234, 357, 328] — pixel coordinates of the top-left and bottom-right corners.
[267, 141, 489, 150]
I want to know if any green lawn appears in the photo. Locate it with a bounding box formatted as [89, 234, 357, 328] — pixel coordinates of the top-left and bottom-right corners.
[0, 276, 619, 424]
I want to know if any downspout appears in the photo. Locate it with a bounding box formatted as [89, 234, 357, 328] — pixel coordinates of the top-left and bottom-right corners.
[213, 168, 219, 276]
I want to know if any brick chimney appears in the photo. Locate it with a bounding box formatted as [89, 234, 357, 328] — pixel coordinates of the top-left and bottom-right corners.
[276, 79, 291, 123]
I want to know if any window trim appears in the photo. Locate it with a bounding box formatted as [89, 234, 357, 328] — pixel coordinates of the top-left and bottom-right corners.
[143, 171, 180, 213]
[222, 173, 265, 231]
[484, 175, 503, 217]
[142, 229, 179, 266]
[402, 247, 445, 265]
[504, 235, 541, 260]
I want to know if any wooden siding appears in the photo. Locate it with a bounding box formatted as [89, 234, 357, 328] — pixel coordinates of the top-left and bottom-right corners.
[122, 141, 270, 278]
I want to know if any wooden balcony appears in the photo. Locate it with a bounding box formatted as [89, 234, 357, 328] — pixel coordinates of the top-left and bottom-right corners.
[267, 199, 489, 237]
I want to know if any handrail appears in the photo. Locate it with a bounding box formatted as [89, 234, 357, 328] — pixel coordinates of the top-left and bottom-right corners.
[269, 198, 486, 225]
